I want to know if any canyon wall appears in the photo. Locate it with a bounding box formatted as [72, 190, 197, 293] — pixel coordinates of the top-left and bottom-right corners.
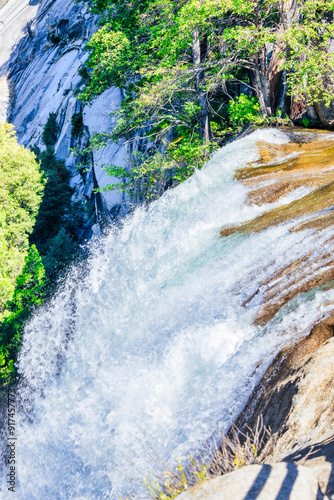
[0, 0, 128, 231]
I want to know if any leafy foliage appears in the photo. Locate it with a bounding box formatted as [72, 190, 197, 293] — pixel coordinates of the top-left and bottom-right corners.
[80, 0, 334, 202]
[229, 95, 261, 126]
[283, 1, 334, 106]
[99, 131, 217, 201]
[0, 245, 46, 386]
[0, 123, 44, 314]
[0, 112, 90, 387]
[0, 124, 46, 387]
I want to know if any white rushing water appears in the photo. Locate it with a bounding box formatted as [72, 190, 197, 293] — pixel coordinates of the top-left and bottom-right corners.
[1, 128, 334, 498]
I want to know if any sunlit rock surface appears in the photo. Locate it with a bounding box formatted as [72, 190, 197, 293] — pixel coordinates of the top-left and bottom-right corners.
[0, 0, 39, 121]
[176, 463, 320, 500]
[236, 320, 334, 497]
[221, 129, 334, 325]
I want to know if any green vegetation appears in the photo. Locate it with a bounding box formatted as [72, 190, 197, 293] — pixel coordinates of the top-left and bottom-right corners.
[31, 113, 87, 279]
[42, 111, 58, 147]
[0, 124, 45, 385]
[99, 134, 217, 202]
[229, 95, 261, 127]
[0, 246, 46, 385]
[0, 123, 44, 313]
[80, 0, 334, 201]
[71, 111, 84, 138]
[0, 114, 89, 386]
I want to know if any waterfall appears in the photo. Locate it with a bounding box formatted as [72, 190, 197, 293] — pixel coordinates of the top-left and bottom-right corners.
[1, 128, 334, 498]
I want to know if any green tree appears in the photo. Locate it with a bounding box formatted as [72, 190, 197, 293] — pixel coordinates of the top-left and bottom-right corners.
[0, 245, 46, 385]
[30, 115, 87, 278]
[43, 227, 78, 276]
[283, 1, 334, 107]
[42, 112, 59, 147]
[80, 0, 334, 200]
[0, 122, 44, 314]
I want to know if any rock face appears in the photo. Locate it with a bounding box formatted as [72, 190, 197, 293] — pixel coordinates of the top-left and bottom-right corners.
[176, 463, 321, 500]
[0, 0, 128, 226]
[214, 130, 334, 499]
[0, 0, 39, 122]
[313, 40, 334, 129]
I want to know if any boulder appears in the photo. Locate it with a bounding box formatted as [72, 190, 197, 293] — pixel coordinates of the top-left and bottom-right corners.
[176, 463, 321, 500]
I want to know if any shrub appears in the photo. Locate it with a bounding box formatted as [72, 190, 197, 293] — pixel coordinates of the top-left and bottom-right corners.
[71, 111, 84, 138]
[42, 112, 59, 146]
[229, 94, 261, 126]
[49, 33, 62, 45]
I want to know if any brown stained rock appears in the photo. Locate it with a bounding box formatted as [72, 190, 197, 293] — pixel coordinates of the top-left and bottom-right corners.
[236, 318, 334, 435]
[220, 181, 334, 238]
[217, 131, 334, 495]
[221, 132, 334, 235]
[292, 211, 334, 233]
[237, 138, 334, 181]
[247, 171, 334, 207]
[254, 257, 334, 325]
[220, 131, 334, 327]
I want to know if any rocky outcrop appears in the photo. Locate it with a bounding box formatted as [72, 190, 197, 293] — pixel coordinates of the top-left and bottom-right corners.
[0, 0, 128, 230]
[206, 129, 334, 499]
[220, 130, 334, 326]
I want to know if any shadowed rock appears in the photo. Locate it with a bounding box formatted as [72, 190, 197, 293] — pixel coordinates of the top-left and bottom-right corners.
[176, 463, 321, 500]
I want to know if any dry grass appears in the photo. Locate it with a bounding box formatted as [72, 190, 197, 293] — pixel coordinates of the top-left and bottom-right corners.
[122, 416, 276, 499]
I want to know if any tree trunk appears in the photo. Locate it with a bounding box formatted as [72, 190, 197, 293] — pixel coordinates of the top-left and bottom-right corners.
[192, 28, 211, 145]
[249, 63, 271, 117]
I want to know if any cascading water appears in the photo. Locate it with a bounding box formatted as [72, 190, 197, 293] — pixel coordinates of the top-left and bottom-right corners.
[1, 128, 334, 499]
